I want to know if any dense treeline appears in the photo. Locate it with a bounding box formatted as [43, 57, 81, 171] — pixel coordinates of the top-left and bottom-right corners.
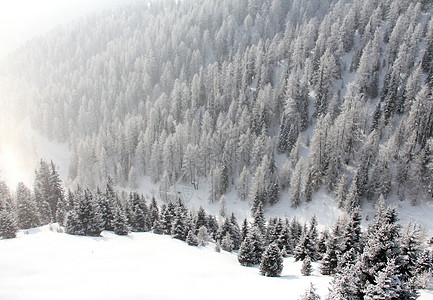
[0, 159, 432, 298]
[1, 0, 433, 212]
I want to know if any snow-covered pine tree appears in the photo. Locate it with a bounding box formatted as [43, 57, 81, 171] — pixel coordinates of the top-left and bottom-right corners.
[67, 188, 103, 236]
[399, 221, 424, 283]
[238, 225, 266, 266]
[301, 256, 313, 276]
[15, 182, 40, 229]
[197, 226, 210, 246]
[194, 206, 208, 234]
[364, 258, 414, 300]
[186, 230, 199, 246]
[112, 202, 129, 236]
[298, 283, 320, 300]
[219, 194, 226, 217]
[0, 209, 18, 239]
[171, 199, 190, 241]
[221, 232, 234, 252]
[290, 158, 303, 208]
[327, 262, 362, 299]
[160, 202, 174, 235]
[241, 217, 249, 242]
[260, 242, 283, 277]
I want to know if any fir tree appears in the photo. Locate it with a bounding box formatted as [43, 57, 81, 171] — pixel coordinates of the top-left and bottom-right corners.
[194, 206, 208, 234]
[238, 226, 265, 266]
[298, 283, 321, 300]
[0, 209, 18, 239]
[301, 256, 313, 276]
[186, 230, 199, 246]
[67, 189, 103, 236]
[15, 182, 40, 229]
[221, 232, 234, 252]
[112, 203, 129, 235]
[364, 259, 412, 300]
[260, 242, 283, 277]
[241, 217, 249, 242]
[197, 226, 210, 246]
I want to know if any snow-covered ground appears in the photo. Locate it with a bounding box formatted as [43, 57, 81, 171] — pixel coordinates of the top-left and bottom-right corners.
[1, 225, 432, 300]
[0, 225, 332, 300]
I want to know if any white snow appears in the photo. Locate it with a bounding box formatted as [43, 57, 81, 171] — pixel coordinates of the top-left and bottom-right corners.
[0, 225, 332, 300]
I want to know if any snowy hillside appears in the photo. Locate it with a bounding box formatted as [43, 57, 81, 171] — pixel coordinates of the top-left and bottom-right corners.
[0, 225, 332, 300]
[1, 0, 433, 298]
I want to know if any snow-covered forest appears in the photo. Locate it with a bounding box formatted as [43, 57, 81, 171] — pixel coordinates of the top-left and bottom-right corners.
[1, 0, 433, 209]
[1, 0, 433, 298]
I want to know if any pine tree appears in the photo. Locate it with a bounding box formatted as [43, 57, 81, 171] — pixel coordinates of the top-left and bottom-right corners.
[364, 259, 411, 300]
[290, 158, 303, 208]
[112, 203, 129, 235]
[221, 232, 234, 252]
[298, 283, 321, 300]
[301, 256, 313, 276]
[241, 217, 249, 242]
[252, 202, 266, 237]
[0, 209, 18, 239]
[238, 226, 265, 266]
[197, 226, 210, 246]
[260, 242, 283, 277]
[15, 182, 40, 229]
[320, 234, 339, 275]
[219, 194, 226, 217]
[186, 230, 199, 246]
[194, 206, 208, 234]
[66, 189, 103, 236]
[171, 199, 190, 241]
[399, 221, 424, 282]
[328, 262, 362, 299]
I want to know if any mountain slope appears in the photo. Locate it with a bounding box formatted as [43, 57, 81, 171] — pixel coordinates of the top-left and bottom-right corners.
[0, 225, 332, 300]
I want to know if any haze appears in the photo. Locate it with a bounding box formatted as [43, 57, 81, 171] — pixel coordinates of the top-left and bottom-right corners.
[0, 0, 124, 57]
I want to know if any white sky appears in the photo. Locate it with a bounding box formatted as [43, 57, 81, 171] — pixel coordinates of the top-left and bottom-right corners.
[0, 0, 124, 57]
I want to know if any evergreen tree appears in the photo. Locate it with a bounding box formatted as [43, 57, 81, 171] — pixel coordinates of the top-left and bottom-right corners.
[15, 182, 40, 229]
[0, 209, 18, 239]
[221, 232, 234, 252]
[252, 202, 266, 237]
[186, 230, 199, 246]
[260, 242, 283, 277]
[241, 217, 249, 242]
[160, 203, 175, 235]
[194, 206, 208, 234]
[301, 256, 313, 276]
[290, 158, 303, 208]
[197, 226, 210, 246]
[238, 226, 265, 266]
[171, 199, 190, 241]
[320, 234, 339, 275]
[298, 283, 321, 300]
[66, 189, 103, 236]
[328, 262, 362, 299]
[112, 202, 129, 235]
[364, 259, 412, 300]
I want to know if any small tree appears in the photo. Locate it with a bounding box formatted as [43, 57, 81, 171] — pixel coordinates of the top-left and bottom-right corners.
[298, 283, 321, 300]
[197, 226, 210, 246]
[301, 256, 313, 276]
[186, 230, 199, 246]
[260, 242, 283, 277]
[221, 232, 234, 252]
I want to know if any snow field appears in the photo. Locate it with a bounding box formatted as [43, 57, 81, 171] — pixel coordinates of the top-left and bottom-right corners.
[0, 226, 331, 300]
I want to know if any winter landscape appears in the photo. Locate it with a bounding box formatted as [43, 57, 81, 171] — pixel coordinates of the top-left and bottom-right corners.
[1, 0, 433, 299]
